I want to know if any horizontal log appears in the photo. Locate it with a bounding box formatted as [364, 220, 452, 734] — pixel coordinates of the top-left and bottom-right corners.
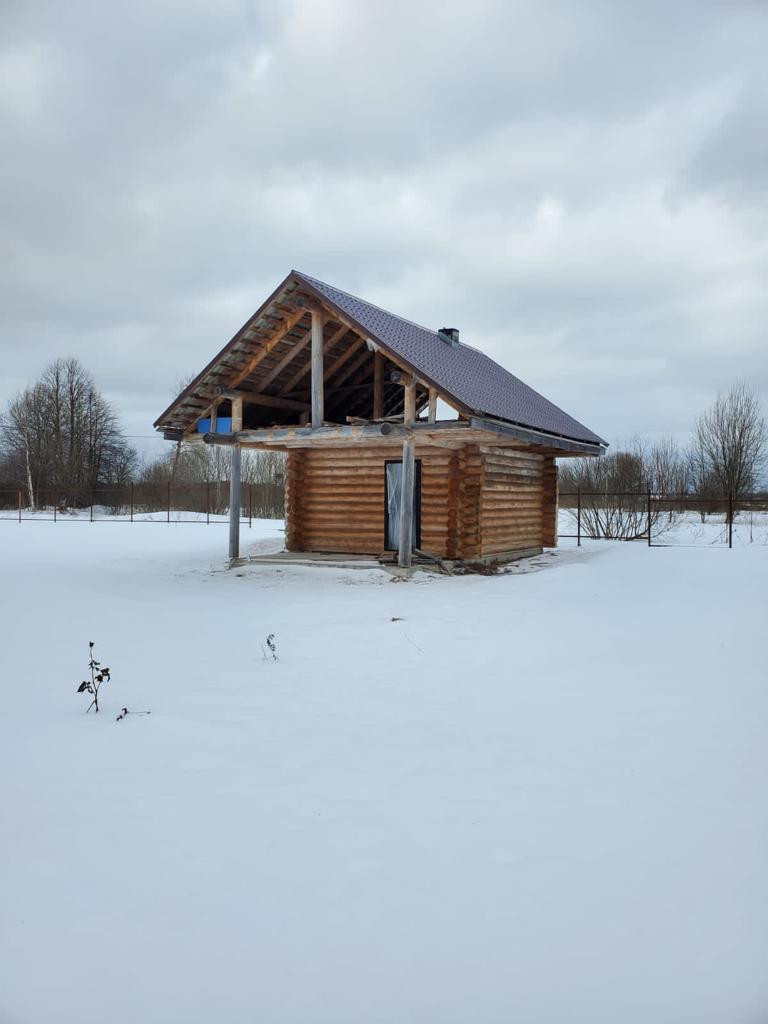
[482, 447, 544, 461]
[301, 496, 385, 508]
[481, 530, 542, 543]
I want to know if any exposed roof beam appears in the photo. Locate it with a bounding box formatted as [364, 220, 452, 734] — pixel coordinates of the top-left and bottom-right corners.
[201, 419, 471, 446]
[227, 308, 308, 391]
[255, 327, 311, 393]
[216, 388, 309, 412]
[280, 322, 351, 395]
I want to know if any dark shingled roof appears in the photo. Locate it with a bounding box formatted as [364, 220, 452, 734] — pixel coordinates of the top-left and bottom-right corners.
[294, 271, 605, 447]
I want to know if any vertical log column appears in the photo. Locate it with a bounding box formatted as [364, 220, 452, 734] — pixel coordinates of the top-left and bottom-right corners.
[541, 457, 559, 547]
[284, 451, 305, 551]
[427, 388, 437, 423]
[373, 351, 384, 420]
[403, 379, 416, 425]
[228, 397, 243, 560]
[398, 435, 416, 568]
[311, 308, 324, 429]
[397, 378, 418, 568]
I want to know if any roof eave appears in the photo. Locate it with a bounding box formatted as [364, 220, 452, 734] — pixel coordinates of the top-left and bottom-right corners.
[153, 270, 303, 430]
[470, 416, 606, 455]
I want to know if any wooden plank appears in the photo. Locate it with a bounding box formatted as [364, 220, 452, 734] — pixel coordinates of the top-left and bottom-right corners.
[428, 388, 437, 423]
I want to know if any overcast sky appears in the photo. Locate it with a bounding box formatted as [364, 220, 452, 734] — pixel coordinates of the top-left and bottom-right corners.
[2, 0, 766, 458]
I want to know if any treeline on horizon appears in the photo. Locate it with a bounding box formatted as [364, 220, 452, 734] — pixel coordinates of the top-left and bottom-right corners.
[0, 358, 765, 511]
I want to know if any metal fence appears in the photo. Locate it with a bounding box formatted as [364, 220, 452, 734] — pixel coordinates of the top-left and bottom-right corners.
[0, 481, 284, 524]
[558, 491, 768, 548]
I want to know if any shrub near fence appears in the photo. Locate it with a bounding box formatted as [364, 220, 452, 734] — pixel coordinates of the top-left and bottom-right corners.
[0, 481, 284, 523]
[558, 491, 768, 548]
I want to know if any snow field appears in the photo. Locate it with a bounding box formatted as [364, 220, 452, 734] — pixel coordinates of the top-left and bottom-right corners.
[1, 520, 766, 1023]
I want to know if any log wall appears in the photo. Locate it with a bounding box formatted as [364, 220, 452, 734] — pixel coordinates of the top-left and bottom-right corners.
[478, 446, 545, 556]
[285, 442, 558, 561]
[285, 445, 456, 556]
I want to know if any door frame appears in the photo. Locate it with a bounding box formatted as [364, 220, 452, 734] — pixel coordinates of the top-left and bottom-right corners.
[384, 458, 422, 551]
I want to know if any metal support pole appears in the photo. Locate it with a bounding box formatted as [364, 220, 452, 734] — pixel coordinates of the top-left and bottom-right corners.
[728, 492, 733, 548]
[647, 488, 652, 546]
[249, 483, 253, 529]
[206, 481, 210, 525]
[90, 493, 94, 522]
[130, 483, 134, 523]
[397, 436, 415, 568]
[53, 498, 57, 524]
[167, 480, 171, 523]
[229, 444, 241, 560]
[577, 487, 581, 547]
[18, 490, 22, 523]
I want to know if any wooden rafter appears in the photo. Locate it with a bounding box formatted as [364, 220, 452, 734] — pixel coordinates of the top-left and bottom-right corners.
[325, 345, 371, 391]
[227, 308, 308, 391]
[255, 328, 311, 393]
[280, 322, 351, 395]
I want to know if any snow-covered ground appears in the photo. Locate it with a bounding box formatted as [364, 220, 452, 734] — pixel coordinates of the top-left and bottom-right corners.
[1, 520, 766, 1023]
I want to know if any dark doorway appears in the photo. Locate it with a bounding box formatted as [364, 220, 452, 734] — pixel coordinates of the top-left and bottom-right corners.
[384, 459, 421, 550]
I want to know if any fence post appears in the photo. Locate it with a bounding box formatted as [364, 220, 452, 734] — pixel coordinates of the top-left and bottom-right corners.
[90, 493, 94, 522]
[167, 481, 171, 524]
[647, 488, 652, 546]
[130, 483, 134, 523]
[18, 490, 22, 523]
[53, 495, 57, 524]
[206, 482, 210, 525]
[249, 484, 253, 529]
[576, 487, 581, 547]
[728, 492, 733, 548]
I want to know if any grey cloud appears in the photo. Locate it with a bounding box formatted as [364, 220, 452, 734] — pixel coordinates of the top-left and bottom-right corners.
[1, 0, 766, 454]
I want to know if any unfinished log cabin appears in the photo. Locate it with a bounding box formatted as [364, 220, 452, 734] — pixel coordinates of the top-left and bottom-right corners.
[155, 271, 606, 566]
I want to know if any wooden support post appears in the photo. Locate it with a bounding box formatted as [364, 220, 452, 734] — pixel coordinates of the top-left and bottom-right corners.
[373, 351, 384, 419]
[231, 396, 243, 433]
[398, 436, 415, 568]
[427, 388, 437, 424]
[311, 308, 324, 428]
[210, 399, 218, 433]
[229, 444, 241, 560]
[403, 380, 416, 425]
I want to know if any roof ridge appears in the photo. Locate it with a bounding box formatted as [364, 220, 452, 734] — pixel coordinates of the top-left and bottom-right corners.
[292, 269, 451, 342]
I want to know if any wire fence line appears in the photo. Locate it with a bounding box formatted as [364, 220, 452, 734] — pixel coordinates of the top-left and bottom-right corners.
[0, 481, 284, 524]
[2, 484, 767, 549]
[558, 490, 768, 548]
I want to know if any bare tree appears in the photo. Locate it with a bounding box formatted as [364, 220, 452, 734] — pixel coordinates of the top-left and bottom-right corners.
[0, 358, 137, 507]
[692, 383, 767, 520]
[559, 438, 686, 540]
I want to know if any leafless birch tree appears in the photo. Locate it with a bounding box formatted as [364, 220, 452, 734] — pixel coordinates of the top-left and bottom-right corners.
[691, 384, 766, 517]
